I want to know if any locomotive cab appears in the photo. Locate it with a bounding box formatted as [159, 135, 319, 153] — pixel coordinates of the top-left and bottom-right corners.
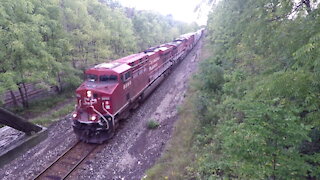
[72, 62, 126, 143]
[74, 71, 118, 119]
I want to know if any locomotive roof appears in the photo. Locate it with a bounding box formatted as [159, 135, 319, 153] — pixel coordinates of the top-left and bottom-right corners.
[162, 43, 180, 49]
[176, 32, 195, 41]
[144, 46, 170, 56]
[144, 46, 159, 53]
[94, 62, 121, 69]
[166, 40, 182, 47]
[115, 53, 146, 64]
[180, 32, 194, 38]
[86, 62, 131, 74]
[158, 46, 169, 51]
[112, 63, 131, 73]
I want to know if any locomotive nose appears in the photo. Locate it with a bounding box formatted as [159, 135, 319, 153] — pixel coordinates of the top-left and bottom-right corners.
[77, 89, 97, 99]
[76, 88, 98, 106]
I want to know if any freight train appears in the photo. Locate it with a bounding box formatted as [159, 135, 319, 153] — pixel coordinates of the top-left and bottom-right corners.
[71, 29, 204, 143]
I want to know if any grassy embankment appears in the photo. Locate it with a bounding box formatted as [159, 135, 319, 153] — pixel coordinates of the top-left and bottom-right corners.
[145, 39, 212, 179]
[146, 94, 198, 179]
[11, 88, 77, 127]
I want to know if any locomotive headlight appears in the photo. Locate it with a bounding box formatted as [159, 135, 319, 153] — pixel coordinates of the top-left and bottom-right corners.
[105, 101, 109, 105]
[90, 115, 97, 121]
[72, 113, 77, 118]
[87, 90, 92, 98]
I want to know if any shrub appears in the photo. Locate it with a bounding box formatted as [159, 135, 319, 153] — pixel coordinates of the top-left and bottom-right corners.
[147, 119, 160, 129]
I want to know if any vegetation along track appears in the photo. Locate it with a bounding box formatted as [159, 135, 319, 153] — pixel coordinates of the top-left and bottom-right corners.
[33, 141, 99, 180]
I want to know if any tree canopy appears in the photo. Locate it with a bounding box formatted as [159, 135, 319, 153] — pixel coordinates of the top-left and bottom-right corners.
[0, 0, 199, 107]
[191, 0, 320, 179]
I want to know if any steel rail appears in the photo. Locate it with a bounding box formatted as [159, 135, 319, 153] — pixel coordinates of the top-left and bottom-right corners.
[60, 144, 97, 179]
[33, 141, 98, 180]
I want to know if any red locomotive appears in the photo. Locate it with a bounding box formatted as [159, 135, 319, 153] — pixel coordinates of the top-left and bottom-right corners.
[72, 29, 204, 143]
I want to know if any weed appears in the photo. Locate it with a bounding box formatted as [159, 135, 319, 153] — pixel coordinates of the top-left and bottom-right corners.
[147, 119, 160, 129]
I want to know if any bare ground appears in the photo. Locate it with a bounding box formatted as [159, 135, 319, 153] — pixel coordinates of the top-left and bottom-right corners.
[0, 39, 203, 180]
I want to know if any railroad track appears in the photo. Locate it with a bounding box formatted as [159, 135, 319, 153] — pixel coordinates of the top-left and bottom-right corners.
[33, 141, 98, 180]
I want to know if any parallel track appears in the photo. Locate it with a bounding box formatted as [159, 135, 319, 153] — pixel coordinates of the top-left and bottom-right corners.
[33, 141, 98, 180]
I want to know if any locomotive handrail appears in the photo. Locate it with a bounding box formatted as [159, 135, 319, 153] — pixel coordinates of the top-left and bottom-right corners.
[91, 105, 109, 130]
[101, 102, 115, 129]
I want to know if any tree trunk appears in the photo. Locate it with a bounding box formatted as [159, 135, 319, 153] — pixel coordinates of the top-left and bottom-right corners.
[272, 154, 276, 180]
[85, 50, 89, 66]
[9, 90, 18, 107]
[72, 57, 76, 68]
[18, 84, 27, 108]
[22, 82, 29, 108]
[57, 72, 63, 93]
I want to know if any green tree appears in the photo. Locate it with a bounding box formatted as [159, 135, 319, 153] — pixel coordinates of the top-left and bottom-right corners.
[192, 0, 320, 179]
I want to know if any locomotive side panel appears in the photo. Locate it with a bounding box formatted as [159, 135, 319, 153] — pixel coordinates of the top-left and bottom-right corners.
[110, 80, 126, 115]
[131, 56, 150, 100]
[158, 48, 171, 76]
[147, 51, 161, 83]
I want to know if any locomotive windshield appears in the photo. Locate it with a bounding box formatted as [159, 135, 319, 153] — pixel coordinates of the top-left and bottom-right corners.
[86, 74, 98, 82]
[100, 75, 118, 83]
[86, 74, 118, 83]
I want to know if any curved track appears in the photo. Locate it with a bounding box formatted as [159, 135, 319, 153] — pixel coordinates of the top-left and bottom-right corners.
[33, 141, 98, 180]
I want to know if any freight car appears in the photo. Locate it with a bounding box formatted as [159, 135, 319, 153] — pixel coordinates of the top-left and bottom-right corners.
[71, 29, 204, 143]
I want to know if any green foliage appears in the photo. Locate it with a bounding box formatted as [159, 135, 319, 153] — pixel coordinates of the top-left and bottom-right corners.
[147, 119, 160, 129]
[132, 11, 199, 49]
[191, 0, 320, 179]
[220, 101, 312, 179]
[0, 0, 62, 86]
[12, 90, 74, 116]
[196, 58, 224, 93]
[0, 0, 197, 108]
